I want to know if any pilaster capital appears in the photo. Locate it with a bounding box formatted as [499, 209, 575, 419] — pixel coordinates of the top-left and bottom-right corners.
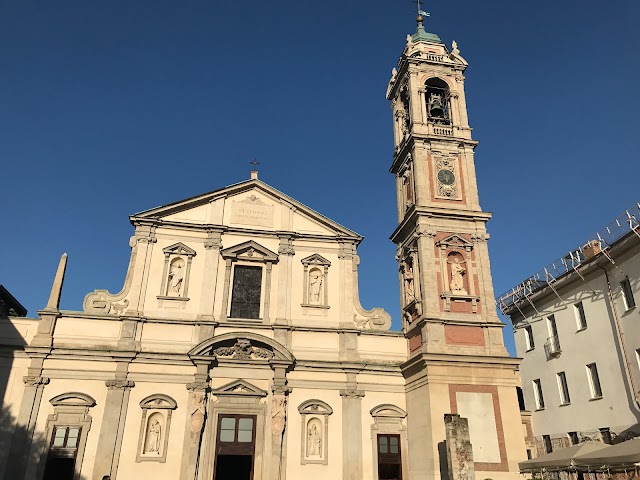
[416, 226, 437, 237]
[339, 388, 365, 399]
[471, 233, 490, 242]
[105, 380, 135, 390]
[204, 232, 222, 250]
[23, 376, 50, 387]
[186, 381, 209, 392]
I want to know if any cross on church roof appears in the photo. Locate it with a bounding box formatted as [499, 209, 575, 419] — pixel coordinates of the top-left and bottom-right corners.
[249, 159, 260, 180]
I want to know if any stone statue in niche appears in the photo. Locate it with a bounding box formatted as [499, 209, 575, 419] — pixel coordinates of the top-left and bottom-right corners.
[168, 258, 185, 295]
[307, 421, 321, 456]
[449, 256, 467, 294]
[309, 270, 323, 304]
[146, 418, 162, 454]
[401, 258, 415, 303]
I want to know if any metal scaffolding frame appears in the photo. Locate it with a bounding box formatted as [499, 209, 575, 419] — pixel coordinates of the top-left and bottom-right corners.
[497, 202, 640, 317]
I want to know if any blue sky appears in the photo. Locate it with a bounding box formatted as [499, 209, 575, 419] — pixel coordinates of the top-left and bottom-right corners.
[2, 0, 639, 355]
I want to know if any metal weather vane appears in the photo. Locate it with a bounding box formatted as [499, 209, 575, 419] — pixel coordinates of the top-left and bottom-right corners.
[413, 0, 430, 19]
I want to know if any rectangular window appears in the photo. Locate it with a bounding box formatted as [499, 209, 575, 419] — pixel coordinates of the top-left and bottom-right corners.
[600, 427, 612, 445]
[621, 278, 636, 310]
[377, 434, 402, 480]
[533, 379, 545, 410]
[586, 363, 603, 398]
[557, 372, 571, 405]
[574, 302, 587, 330]
[43, 426, 82, 480]
[229, 265, 262, 319]
[524, 325, 535, 351]
[543, 434, 552, 454]
[568, 432, 579, 445]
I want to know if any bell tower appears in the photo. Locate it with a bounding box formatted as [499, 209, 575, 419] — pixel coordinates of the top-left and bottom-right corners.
[387, 13, 505, 354]
[388, 13, 525, 480]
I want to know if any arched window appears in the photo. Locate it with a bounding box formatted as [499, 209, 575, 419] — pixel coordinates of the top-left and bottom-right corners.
[425, 78, 451, 125]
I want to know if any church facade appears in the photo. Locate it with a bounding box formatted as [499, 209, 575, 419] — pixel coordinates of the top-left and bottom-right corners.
[0, 18, 527, 480]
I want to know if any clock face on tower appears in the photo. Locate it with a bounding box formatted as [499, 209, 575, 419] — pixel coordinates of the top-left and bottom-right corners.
[437, 169, 455, 186]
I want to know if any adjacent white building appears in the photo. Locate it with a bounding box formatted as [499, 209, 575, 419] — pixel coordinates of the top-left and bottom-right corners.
[499, 204, 640, 456]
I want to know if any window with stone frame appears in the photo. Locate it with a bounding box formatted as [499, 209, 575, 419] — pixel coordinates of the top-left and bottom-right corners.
[230, 265, 263, 319]
[39, 392, 96, 480]
[370, 404, 408, 480]
[219, 240, 278, 323]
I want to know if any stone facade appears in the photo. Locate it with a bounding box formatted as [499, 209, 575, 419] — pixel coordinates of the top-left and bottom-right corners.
[0, 17, 527, 480]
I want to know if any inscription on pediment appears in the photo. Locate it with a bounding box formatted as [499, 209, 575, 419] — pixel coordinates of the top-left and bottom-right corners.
[231, 195, 274, 228]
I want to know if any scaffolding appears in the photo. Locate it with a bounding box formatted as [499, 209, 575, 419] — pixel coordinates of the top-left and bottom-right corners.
[497, 201, 640, 316]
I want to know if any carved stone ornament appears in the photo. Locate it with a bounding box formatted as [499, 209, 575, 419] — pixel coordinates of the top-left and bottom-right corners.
[106, 380, 135, 390]
[213, 339, 274, 360]
[190, 393, 206, 435]
[186, 381, 209, 392]
[271, 394, 287, 436]
[23, 376, 50, 387]
[339, 388, 365, 398]
[435, 157, 458, 198]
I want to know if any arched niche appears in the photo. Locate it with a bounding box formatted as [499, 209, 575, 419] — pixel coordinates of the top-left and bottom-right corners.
[424, 77, 451, 125]
[298, 399, 333, 465]
[136, 393, 177, 463]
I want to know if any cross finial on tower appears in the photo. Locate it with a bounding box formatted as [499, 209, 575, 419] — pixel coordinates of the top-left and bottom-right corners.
[249, 158, 260, 180]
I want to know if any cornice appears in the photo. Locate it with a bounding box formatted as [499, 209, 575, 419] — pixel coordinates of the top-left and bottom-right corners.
[132, 219, 362, 244]
[390, 207, 492, 244]
[401, 351, 521, 373]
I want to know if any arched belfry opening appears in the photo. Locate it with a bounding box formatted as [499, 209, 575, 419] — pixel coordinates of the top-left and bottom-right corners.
[425, 77, 451, 125]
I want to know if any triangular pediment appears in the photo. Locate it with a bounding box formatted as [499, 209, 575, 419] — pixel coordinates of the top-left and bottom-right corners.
[221, 240, 278, 262]
[130, 179, 361, 239]
[212, 379, 268, 397]
[436, 234, 473, 248]
[162, 242, 196, 257]
[300, 253, 331, 266]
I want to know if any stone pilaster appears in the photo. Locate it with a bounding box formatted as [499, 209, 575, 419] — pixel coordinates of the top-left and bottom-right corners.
[91, 379, 134, 480]
[198, 229, 222, 320]
[180, 380, 209, 480]
[4, 375, 49, 480]
[276, 235, 295, 324]
[340, 372, 364, 480]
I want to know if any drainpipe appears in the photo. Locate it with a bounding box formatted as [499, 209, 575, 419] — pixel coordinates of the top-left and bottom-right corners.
[598, 264, 640, 413]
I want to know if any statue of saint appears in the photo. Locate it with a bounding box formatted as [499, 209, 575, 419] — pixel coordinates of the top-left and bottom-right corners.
[168, 261, 184, 295]
[146, 418, 162, 453]
[309, 271, 323, 304]
[307, 423, 321, 456]
[403, 259, 415, 302]
[449, 258, 466, 293]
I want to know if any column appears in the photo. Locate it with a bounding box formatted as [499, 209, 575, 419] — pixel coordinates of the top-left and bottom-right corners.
[340, 373, 364, 480]
[4, 375, 49, 479]
[91, 379, 134, 480]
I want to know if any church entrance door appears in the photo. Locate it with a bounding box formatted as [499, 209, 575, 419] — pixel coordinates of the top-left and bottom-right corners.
[214, 414, 256, 480]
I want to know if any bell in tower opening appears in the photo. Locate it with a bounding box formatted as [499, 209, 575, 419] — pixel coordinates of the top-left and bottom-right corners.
[425, 77, 451, 124]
